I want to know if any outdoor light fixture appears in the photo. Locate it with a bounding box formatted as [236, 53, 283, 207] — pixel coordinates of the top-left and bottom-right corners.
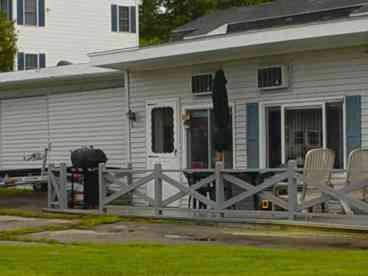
[126, 110, 137, 122]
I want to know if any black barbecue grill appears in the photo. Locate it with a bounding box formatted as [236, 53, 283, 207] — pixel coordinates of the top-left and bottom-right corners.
[71, 146, 107, 209]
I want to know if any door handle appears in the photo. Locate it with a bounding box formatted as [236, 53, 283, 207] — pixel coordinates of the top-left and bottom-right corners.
[148, 155, 159, 158]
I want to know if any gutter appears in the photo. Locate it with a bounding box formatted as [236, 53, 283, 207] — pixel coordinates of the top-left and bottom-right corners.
[124, 70, 132, 164]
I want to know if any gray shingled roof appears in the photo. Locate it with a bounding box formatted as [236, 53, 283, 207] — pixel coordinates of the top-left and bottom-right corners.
[173, 0, 368, 38]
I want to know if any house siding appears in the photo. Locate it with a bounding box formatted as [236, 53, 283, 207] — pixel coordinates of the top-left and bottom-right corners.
[128, 46, 368, 172]
[12, 0, 140, 67]
[48, 88, 128, 167]
[0, 76, 127, 169]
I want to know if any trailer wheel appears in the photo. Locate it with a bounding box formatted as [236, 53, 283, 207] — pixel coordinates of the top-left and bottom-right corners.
[33, 183, 48, 192]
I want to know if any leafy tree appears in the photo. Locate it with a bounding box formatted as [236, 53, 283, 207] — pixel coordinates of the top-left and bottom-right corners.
[140, 0, 272, 46]
[0, 11, 17, 72]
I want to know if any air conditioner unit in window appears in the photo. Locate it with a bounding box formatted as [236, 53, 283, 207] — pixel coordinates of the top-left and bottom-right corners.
[258, 65, 289, 90]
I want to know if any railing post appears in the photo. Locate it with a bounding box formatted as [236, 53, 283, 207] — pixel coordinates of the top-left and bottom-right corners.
[287, 160, 297, 220]
[47, 164, 54, 209]
[127, 162, 133, 185]
[60, 163, 68, 210]
[98, 163, 106, 214]
[154, 163, 163, 216]
[127, 162, 133, 206]
[215, 162, 225, 218]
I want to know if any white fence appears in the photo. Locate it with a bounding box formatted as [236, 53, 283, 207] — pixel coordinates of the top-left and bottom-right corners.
[48, 161, 368, 221]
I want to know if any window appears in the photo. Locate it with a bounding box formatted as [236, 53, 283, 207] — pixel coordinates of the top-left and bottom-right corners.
[192, 74, 213, 95]
[119, 6, 129, 32]
[25, 53, 38, 70]
[258, 66, 288, 90]
[24, 0, 36, 25]
[186, 109, 233, 169]
[111, 5, 136, 33]
[17, 0, 45, 26]
[265, 102, 344, 169]
[0, 0, 12, 19]
[151, 107, 174, 154]
[17, 52, 46, 71]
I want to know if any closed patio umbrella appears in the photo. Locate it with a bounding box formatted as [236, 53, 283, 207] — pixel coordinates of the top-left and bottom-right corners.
[211, 69, 231, 158]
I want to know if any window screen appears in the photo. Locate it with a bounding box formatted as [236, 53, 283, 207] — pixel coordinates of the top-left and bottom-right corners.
[24, 0, 37, 25]
[25, 54, 38, 70]
[151, 107, 174, 154]
[119, 6, 130, 32]
[192, 74, 213, 94]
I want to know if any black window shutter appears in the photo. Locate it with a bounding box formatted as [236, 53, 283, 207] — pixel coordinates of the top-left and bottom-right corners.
[38, 0, 45, 26]
[111, 5, 117, 32]
[130, 6, 136, 33]
[17, 52, 25, 71]
[17, 0, 24, 25]
[39, 53, 46, 68]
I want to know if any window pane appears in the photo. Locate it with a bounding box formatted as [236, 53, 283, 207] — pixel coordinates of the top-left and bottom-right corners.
[151, 107, 174, 153]
[0, 0, 8, 15]
[187, 110, 209, 169]
[25, 54, 38, 70]
[285, 108, 322, 165]
[25, 0, 37, 25]
[326, 102, 344, 168]
[210, 110, 233, 168]
[119, 6, 130, 32]
[192, 74, 213, 94]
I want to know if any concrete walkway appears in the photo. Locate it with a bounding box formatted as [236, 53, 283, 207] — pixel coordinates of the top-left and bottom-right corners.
[22, 219, 368, 249]
[0, 216, 71, 232]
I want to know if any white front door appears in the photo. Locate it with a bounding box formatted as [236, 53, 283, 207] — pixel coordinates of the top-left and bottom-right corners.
[146, 99, 181, 205]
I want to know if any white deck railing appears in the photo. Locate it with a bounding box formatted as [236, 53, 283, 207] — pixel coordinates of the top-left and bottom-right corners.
[48, 161, 368, 221]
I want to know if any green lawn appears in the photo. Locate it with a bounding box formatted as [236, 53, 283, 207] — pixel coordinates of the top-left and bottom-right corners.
[0, 243, 367, 276]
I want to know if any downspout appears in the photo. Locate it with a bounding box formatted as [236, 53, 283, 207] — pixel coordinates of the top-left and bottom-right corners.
[124, 70, 132, 164]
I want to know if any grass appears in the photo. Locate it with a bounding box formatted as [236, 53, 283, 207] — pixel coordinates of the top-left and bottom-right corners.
[0, 188, 36, 198]
[0, 243, 367, 276]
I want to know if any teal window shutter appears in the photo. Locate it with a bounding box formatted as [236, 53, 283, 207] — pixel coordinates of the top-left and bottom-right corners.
[39, 53, 46, 68]
[111, 5, 117, 32]
[247, 103, 259, 168]
[38, 0, 45, 26]
[130, 6, 136, 33]
[17, 52, 25, 71]
[17, 0, 24, 25]
[346, 95, 362, 158]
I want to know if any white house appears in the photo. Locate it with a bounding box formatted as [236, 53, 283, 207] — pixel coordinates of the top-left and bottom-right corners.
[0, 0, 141, 70]
[90, 0, 368, 202]
[2, 0, 368, 206]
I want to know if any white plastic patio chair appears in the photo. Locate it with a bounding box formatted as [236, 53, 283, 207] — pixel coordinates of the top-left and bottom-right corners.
[340, 149, 368, 214]
[299, 148, 336, 205]
[273, 148, 335, 212]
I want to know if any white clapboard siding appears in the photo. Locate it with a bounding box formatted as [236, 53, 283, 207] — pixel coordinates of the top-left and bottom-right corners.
[48, 88, 127, 168]
[16, 0, 139, 67]
[128, 47, 368, 170]
[1, 96, 49, 169]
